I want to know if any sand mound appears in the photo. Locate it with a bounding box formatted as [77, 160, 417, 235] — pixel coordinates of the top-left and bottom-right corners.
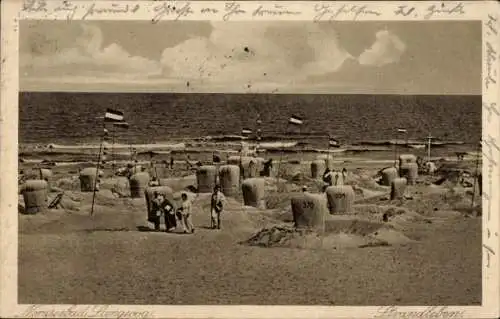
[55, 176, 80, 191]
[243, 218, 415, 250]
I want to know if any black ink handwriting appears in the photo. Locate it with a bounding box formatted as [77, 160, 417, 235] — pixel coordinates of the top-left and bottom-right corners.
[485, 42, 498, 89]
[252, 5, 301, 17]
[200, 7, 219, 14]
[313, 4, 381, 22]
[483, 102, 500, 124]
[22, 0, 48, 12]
[481, 136, 498, 222]
[424, 2, 465, 20]
[394, 5, 416, 17]
[484, 244, 495, 268]
[223, 2, 246, 21]
[54, 1, 78, 20]
[486, 14, 498, 35]
[82, 3, 139, 20]
[152, 2, 193, 23]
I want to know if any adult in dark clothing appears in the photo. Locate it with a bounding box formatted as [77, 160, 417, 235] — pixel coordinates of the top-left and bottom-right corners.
[151, 191, 177, 232]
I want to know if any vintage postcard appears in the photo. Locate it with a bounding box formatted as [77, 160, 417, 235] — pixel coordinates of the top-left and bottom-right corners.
[1, 0, 499, 318]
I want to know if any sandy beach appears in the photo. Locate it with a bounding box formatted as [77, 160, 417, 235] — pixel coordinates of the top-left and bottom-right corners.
[18, 145, 482, 305]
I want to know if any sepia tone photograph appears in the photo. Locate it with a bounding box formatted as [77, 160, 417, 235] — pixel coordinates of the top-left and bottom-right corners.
[17, 18, 483, 307]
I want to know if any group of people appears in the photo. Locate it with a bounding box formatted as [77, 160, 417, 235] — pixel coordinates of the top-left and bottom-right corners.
[149, 184, 226, 233]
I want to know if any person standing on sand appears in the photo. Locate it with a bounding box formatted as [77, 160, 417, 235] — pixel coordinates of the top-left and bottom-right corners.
[162, 195, 177, 232]
[210, 185, 226, 229]
[151, 191, 165, 231]
[178, 193, 195, 234]
[323, 168, 333, 187]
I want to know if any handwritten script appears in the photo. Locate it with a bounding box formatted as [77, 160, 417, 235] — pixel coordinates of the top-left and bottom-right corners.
[394, 3, 468, 19]
[252, 4, 301, 17]
[152, 2, 194, 23]
[375, 306, 466, 318]
[83, 3, 140, 20]
[424, 2, 465, 19]
[19, 1, 476, 22]
[485, 42, 498, 90]
[313, 3, 381, 22]
[17, 305, 153, 318]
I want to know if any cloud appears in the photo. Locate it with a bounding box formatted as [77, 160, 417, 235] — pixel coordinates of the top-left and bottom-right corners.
[21, 24, 161, 79]
[159, 22, 352, 86]
[358, 30, 406, 67]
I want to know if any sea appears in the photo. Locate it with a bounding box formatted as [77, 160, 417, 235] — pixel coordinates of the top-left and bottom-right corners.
[19, 92, 481, 151]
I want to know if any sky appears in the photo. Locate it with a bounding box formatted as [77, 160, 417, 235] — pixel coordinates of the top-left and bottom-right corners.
[19, 20, 481, 95]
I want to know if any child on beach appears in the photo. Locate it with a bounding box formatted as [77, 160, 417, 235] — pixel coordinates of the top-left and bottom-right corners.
[178, 193, 194, 234]
[210, 185, 226, 230]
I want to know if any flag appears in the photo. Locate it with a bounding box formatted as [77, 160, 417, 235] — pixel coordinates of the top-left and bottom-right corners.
[104, 108, 124, 122]
[113, 121, 130, 129]
[289, 115, 303, 126]
[329, 138, 340, 148]
[242, 128, 252, 136]
[397, 128, 407, 133]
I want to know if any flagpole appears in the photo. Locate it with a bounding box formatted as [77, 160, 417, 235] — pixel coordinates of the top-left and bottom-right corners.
[112, 124, 116, 174]
[326, 133, 332, 170]
[275, 123, 290, 193]
[239, 139, 243, 185]
[256, 115, 262, 155]
[90, 121, 106, 216]
[427, 133, 433, 163]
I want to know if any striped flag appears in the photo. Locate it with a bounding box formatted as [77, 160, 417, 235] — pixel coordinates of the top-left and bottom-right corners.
[397, 128, 407, 133]
[104, 108, 124, 122]
[329, 137, 340, 148]
[242, 128, 252, 136]
[113, 121, 130, 129]
[288, 115, 303, 126]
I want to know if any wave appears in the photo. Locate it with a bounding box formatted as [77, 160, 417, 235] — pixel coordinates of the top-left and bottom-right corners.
[353, 139, 466, 147]
[19, 137, 473, 159]
[24, 142, 187, 151]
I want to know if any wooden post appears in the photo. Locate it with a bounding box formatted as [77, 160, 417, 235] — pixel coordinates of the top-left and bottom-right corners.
[275, 123, 290, 192]
[90, 123, 106, 216]
[427, 133, 433, 163]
